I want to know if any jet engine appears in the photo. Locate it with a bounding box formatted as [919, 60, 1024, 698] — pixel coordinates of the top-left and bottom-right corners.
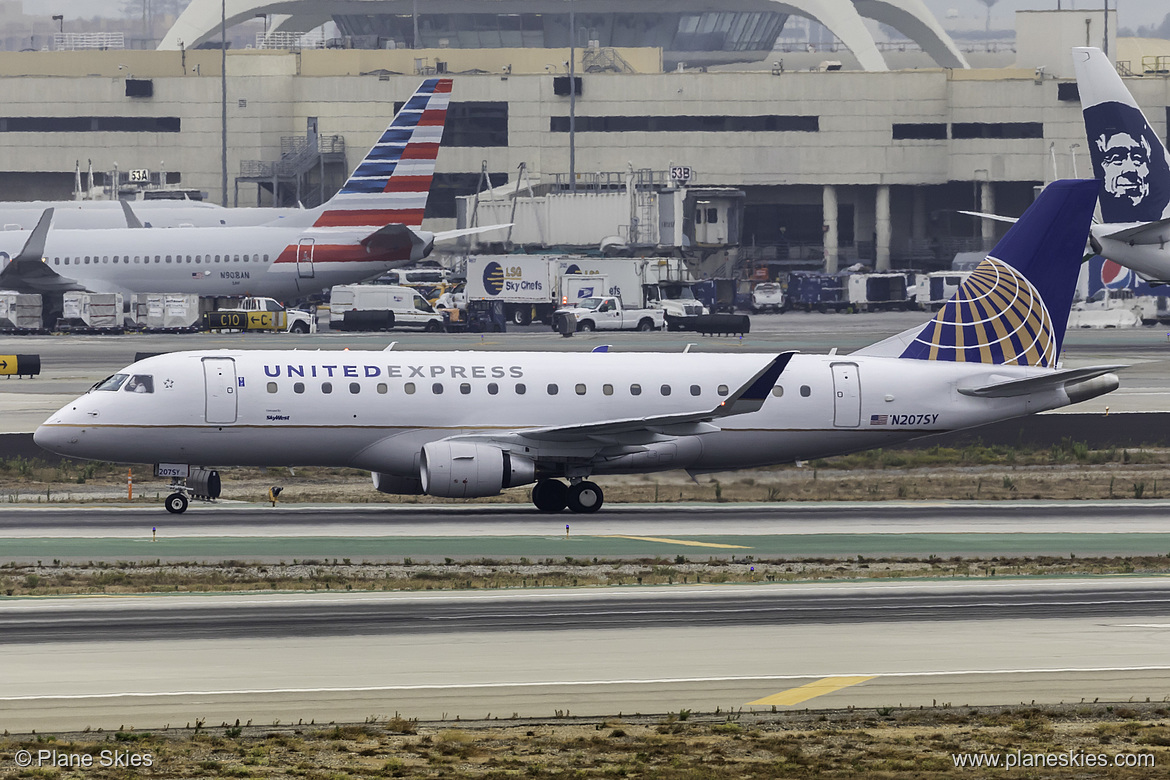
[419, 441, 536, 498]
[371, 472, 424, 495]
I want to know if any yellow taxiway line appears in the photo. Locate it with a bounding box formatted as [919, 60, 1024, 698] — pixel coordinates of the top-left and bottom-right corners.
[600, 535, 751, 549]
[747, 676, 876, 706]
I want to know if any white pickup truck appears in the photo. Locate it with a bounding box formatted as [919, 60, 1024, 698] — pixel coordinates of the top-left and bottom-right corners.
[555, 296, 664, 332]
[206, 297, 316, 333]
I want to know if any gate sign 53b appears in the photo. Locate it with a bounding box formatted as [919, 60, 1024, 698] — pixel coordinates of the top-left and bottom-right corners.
[670, 166, 692, 184]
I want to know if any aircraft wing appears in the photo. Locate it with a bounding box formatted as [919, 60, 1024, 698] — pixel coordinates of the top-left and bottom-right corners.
[1099, 217, 1170, 246]
[455, 352, 794, 445]
[957, 365, 1124, 398]
[0, 208, 84, 294]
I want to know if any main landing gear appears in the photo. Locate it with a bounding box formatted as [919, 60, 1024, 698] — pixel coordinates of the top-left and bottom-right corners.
[531, 478, 603, 513]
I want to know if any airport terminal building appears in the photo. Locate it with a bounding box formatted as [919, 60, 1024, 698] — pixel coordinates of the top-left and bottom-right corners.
[0, 2, 1162, 271]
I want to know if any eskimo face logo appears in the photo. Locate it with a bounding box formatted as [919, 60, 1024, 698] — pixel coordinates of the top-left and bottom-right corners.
[1096, 131, 1151, 206]
[482, 261, 505, 296]
[1083, 102, 1170, 223]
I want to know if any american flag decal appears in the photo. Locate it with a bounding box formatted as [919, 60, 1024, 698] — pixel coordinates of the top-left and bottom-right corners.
[870, 414, 888, 425]
[191, 272, 202, 278]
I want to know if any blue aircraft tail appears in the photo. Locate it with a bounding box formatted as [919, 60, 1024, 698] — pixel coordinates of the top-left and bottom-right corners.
[899, 179, 1098, 367]
[1073, 47, 1170, 224]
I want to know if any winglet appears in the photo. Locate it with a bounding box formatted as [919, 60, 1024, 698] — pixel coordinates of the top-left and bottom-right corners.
[14, 208, 53, 262]
[715, 352, 795, 417]
[120, 200, 144, 229]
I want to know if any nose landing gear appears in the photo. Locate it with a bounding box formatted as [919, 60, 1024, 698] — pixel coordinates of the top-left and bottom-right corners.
[531, 478, 604, 513]
[165, 492, 189, 514]
[159, 467, 221, 514]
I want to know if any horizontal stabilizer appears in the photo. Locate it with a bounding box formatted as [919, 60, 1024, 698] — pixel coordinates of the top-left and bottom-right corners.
[433, 223, 512, 243]
[958, 210, 1018, 226]
[1101, 217, 1170, 246]
[958, 365, 1123, 398]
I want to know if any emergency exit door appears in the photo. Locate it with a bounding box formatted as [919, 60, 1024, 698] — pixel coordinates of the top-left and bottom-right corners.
[831, 362, 860, 428]
[203, 357, 238, 424]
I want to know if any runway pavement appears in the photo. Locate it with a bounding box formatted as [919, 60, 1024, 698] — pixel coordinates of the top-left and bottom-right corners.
[3, 502, 1170, 561]
[3, 579, 1170, 732]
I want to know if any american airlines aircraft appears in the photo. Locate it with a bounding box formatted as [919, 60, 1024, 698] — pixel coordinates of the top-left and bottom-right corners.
[35, 180, 1120, 514]
[0, 78, 471, 300]
[1072, 47, 1170, 281]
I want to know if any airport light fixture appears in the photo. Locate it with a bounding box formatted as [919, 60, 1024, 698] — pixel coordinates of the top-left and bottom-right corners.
[52, 14, 63, 34]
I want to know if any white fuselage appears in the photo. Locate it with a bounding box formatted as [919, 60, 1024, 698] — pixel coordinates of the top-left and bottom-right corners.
[35, 349, 1090, 478]
[0, 223, 406, 300]
[0, 201, 294, 230]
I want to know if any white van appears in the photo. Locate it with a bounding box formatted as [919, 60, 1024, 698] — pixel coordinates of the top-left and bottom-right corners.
[329, 285, 445, 332]
[378, 268, 450, 287]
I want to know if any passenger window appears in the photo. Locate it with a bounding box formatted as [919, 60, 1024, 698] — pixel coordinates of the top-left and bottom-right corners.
[294, 382, 305, 394]
[515, 383, 527, 395]
[690, 385, 701, 396]
[405, 382, 416, 394]
[164, 256, 170, 263]
[432, 383, 444, 394]
[165, 255, 172, 264]
[376, 383, 387, 394]
[772, 386, 784, 397]
[630, 384, 641, 396]
[603, 384, 613, 396]
[322, 382, 333, 394]
[267, 382, 278, 394]
[94, 373, 128, 392]
[547, 383, 559, 395]
[487, 383, 499, 395]
[707, 207, 718, 224]
[800, 385, 811, 397]
[349, 383, 360, 394]
[460, 383, 471, 395]
[194, 256, 200, 264]
[104, 256, 110, 264]
[124, 375, 154, 394]
[661, 385, 672, 396]
[717, 384, 729, 396]
[575, 384, 586, 395]
[84, 256, 90, 264]
[215, 255, 220, 263]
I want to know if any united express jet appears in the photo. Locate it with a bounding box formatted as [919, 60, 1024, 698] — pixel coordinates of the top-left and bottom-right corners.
[1073, 47, 1170, 282]
[0, 78, 474, 300]
[35, 181, 1120, 514]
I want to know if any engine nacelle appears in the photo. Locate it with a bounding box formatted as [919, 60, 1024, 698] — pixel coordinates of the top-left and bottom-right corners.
[371, 472, 424, 495]
[420, 441, 535, 498]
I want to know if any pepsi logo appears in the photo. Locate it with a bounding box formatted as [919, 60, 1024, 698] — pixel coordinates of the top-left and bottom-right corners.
[1100, 258, 1131, 289]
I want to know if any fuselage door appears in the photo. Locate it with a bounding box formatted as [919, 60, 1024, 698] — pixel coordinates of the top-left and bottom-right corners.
[831, 362, 861, 428]
[296, 238, 315, 279]
[203, 357, 238, 424]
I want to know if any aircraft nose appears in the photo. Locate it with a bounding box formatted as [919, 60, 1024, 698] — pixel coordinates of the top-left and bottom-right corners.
[33, 424, 74, 456]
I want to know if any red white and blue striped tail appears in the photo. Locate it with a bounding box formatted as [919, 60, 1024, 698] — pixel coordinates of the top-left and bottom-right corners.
[313, 77, 451, 229]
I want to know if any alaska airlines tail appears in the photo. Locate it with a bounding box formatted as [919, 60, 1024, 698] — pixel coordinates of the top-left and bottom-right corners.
[312, 77, 452, 229]
[899, 179, 1098, 367]
[1073, 47, 1170, 224]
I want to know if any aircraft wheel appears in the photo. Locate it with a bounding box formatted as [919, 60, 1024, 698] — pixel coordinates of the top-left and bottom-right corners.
[531, 479, 569, 512]
[165, 492, 189, 514]
[567, 481, 604, 514]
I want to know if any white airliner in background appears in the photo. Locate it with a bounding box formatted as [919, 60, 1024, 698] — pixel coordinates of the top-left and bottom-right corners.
[0, 198, 295, 230]
[0, 78, 489, 300]
[35, 181, 1121, 514]
[1073, 47, 1170, 281]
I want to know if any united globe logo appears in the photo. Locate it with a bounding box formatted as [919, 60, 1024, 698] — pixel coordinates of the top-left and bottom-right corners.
[482, 261, 505, 296]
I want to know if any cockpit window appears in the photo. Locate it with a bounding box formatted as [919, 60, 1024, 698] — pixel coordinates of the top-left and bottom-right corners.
[124, 375, 154, 394]
[94, 374, 128, 392]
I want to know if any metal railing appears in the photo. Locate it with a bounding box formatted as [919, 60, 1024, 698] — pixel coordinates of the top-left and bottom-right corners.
[255, 31, 326, 50]
[52, 32, 124, 51]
